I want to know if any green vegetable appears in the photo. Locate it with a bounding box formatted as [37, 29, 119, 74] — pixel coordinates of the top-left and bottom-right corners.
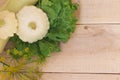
[4, 0, 38, 12]
[8, 0, 78, 60]
[38, 0, 78, 42]
[39, 39, 60, 57]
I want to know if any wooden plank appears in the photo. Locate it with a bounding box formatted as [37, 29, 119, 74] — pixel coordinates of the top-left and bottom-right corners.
[41, 73, 120, 80]
[41, 25, 120, 73]
[74, 0, 120, 24]
[1, 73, 120, 80]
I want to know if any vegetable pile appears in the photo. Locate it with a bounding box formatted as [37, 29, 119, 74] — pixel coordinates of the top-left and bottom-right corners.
[8, 0, 78, 60]
[0, 0, 78, 79]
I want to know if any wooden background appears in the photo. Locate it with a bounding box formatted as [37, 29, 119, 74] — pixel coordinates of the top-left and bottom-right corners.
[1, 0, 120, 80]
[41, 0, 120, 80]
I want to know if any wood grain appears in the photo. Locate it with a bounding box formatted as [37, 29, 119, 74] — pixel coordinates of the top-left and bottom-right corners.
[74, 0, 120, 24]
[41, 73, 120, 80]
[41, 25, 120, 73]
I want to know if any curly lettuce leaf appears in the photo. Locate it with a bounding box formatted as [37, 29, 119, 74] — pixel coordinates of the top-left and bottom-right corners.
[38, 0, 78, 42]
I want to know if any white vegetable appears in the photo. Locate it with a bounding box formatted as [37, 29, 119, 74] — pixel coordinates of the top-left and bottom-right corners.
[0, 10, 17, 39]
[0, 10, 17, 53]
[17, 6, 50, 43]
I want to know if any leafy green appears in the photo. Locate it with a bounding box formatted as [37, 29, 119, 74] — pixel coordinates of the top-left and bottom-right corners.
[38, 0, 78, 42]
[8, 0, 78, 60]
[8, 35, 45, 61]
[39, 39, 60, 57]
